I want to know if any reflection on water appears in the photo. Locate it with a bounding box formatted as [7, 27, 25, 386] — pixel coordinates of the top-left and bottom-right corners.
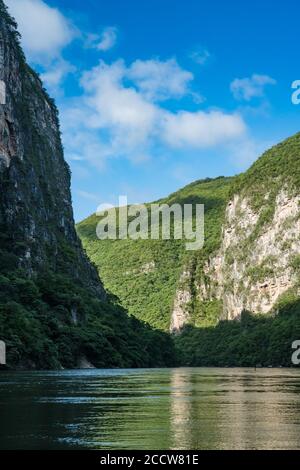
[0, 368, 300, 450]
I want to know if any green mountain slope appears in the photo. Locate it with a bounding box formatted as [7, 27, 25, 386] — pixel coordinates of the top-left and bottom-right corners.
[232, 132, 300, 205]
[78, 133, 300, 327]
[77, 177, 232, 330]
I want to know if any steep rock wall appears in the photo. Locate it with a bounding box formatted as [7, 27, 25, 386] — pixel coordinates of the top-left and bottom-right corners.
[0, 4, 104, 297]
[195, 187, 300, 321]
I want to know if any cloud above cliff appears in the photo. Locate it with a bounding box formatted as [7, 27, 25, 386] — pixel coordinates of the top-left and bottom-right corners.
[5, 0, 75, 62]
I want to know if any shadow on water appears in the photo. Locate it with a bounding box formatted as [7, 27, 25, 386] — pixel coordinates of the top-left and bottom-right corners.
[0, 367, 300, 450]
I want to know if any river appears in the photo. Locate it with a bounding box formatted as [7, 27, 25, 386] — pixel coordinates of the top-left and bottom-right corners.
[0, 368, 300, 450]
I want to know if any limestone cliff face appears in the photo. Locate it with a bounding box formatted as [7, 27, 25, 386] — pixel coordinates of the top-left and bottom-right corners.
[203, 136, 300, 320]
[0, 2, 104, 297]
[171, 134, 300, 330]
[201, 189, 300, 319]
[170, 270, 192, 333]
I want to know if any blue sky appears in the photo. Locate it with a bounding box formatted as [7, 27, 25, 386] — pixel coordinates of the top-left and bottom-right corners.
[5, 0, 300, 221]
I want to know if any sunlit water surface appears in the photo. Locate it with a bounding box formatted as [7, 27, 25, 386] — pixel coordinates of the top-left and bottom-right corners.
[0, 368, 300, 450]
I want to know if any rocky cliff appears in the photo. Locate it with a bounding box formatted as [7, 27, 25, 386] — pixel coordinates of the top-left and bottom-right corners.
[196, 133, 300, 321]
[0, 2, 104, 297]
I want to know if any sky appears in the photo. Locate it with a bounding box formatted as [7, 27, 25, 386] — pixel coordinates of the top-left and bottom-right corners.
[5, 0, 300, 221]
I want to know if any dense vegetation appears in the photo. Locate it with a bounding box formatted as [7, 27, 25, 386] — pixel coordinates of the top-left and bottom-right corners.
[231, 133, 300, 216]
[77, 177, 232, 330]
[176, 302, 300, 367]
[0, 240, 175, 369]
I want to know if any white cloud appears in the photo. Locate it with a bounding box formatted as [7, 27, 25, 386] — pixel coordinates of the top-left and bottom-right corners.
[127, 58, 193, 101]
[40, 59, 75, 93]
[2, 0, 249, 168]
[6, 0, 75, 63]
[230, 74, 276, 101]
[162, 110, 246, 148]
[62, 119, 114, 170]
[80, 60, 158, 152]
[189, 48, 210, 65]
[94, 26, 118, 51]
[60, 58, 247, 169]
[4, 2, 251, 172]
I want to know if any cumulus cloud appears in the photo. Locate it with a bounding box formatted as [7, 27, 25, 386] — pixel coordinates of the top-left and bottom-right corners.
[80, 60, 158, 152]
[60, 58, 247, 168]
[162, 110, 246, 148]
[62, 61, 153, 167]
[230, 74, 276, 101]
[6, 0, 75, 63]
[127, 58, 193, 101]
[5, 1, 253, 181]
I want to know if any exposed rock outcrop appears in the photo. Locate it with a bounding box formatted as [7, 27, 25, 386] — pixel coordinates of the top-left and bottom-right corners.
[170, 270, 192, 333]
[170, 135, 300, 327]
[77, 356, 96, 369]
[197, 188, 300, 320]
